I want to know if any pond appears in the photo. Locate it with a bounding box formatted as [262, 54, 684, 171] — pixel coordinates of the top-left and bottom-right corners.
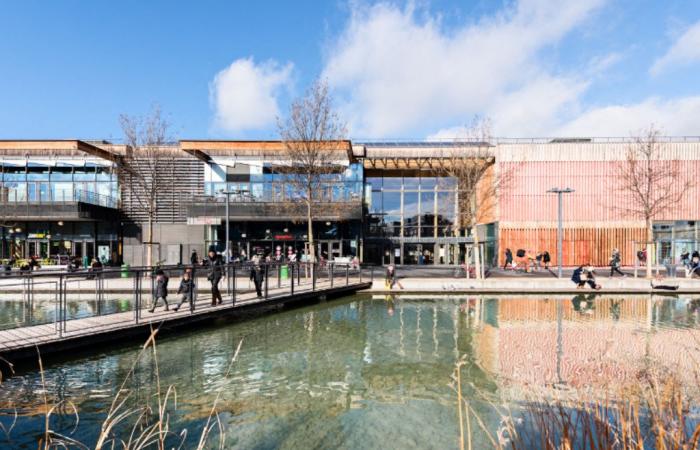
[1, 293, 700, 449]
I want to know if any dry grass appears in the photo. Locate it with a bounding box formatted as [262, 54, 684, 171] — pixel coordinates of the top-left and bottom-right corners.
[0, 325, 243, 449]
[452, 359, 700, 450]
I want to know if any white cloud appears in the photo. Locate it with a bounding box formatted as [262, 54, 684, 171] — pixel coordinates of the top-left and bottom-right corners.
[651, 20, 700, 76]
[210, 57, 293, 133]
[555, 96, 700, 136]
[322, 0, 607, 138]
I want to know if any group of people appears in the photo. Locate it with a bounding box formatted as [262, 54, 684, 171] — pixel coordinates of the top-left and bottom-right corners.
[149, 249, 281, 313]
[502, 248, 551, 272]
[149, 249, 227, 313]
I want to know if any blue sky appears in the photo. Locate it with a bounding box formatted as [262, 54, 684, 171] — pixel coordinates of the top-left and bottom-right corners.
[1, 0, 700, 140]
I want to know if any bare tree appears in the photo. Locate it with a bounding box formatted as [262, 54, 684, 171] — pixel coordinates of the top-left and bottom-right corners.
[277, 80, 348, 264]
[432, 117, 510, 278]
[617, 125, 693, 278]
[117, 106, 175, 267]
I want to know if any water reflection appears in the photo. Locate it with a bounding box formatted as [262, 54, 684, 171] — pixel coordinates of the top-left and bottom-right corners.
[0, 296, 132, 330]
[1, 294, 699, 448]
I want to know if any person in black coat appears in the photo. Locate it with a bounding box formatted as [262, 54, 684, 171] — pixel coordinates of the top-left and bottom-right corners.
[173, 271, 195, 311]
[149, 269, 169, 312]
[503, 248, 513, 270]
[204, 250, 223, 306]
[190, 250, 199, 265]
[249, 255, 264, 298]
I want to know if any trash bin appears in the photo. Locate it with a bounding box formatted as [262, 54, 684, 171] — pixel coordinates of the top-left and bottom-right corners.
[121, 263, 130, 278]
[280, 265, 289, 280]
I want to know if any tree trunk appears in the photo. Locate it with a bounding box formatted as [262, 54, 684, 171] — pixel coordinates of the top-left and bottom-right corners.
[146, 215, 154, 268]
[471, 222, 482, 280]
[306, 200, 315, 263]
[646, 218, 653, 279]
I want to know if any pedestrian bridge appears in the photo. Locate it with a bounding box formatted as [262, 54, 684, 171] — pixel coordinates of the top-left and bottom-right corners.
[0, 263, 372, 366]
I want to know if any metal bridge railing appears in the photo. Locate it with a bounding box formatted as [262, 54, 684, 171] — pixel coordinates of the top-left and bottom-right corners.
[0, 261, 372, 339]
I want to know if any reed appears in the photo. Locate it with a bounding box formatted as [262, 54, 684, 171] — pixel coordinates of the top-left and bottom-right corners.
[0, 325, 243, 449]
[452, 360, 700, 450]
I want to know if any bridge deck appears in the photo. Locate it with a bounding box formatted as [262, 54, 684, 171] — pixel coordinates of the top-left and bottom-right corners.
[0, 278, 370, 361]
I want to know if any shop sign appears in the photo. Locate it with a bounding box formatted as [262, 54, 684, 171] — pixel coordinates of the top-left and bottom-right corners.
[187, 217, 223, 225]
[274, 234, 294, 240]
[28, 233, 46, 239]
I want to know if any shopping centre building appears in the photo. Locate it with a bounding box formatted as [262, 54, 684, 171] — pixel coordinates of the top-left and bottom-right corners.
[1, 137, 699, 267]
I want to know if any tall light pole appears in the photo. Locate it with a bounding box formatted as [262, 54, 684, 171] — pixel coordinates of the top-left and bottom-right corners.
[547, 187, 574, 278]
[219, 190, 234, 262]
[219, 189, 248, 262]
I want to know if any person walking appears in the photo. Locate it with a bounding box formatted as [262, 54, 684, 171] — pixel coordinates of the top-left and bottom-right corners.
[250, 255, 264, 298]
[149, 269, 169, 312]
[190, 249, 199, 266]
[204, 250, 223, 306]
[173, 270, 195, 312]
[609, 248, 625, 277]
[503, 248, 513, 270]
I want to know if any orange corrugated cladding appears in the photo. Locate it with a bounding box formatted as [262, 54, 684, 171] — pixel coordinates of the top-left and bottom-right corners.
[496, 159, 700, 266]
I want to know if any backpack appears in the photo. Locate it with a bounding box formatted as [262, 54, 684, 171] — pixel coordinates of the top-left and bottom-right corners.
[543, 252, 551, 263]
[516, 249, 526, 258]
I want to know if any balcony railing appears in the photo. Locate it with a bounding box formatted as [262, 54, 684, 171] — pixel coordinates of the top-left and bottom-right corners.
[0, 189, 119, 209]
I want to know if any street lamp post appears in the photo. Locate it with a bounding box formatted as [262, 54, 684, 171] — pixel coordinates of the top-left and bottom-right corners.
[219, 189, 249, 261]
[219, 190, 236, 262]
[547, 187, 575, 278]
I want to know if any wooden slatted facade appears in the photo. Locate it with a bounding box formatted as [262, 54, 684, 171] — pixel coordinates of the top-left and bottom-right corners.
[119, 155, 205, 224]
[494, 141, 700, 266]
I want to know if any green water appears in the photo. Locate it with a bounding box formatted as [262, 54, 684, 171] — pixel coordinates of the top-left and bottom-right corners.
[2, 293, 700, 449]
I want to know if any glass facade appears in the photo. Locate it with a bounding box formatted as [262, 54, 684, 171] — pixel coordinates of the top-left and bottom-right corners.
[653, 221, 700, 263]
[202, 162, 364, 261]
[0, 221, 119, 266]
[204, 162, 364, 203]
[0, 162, 119, 207]
[363, 172, 463, 265]
[364, 173, 457, 239]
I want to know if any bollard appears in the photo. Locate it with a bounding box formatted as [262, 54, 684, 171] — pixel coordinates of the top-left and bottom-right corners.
[290, 264, 295, 295]
[232, 265, 236, 306]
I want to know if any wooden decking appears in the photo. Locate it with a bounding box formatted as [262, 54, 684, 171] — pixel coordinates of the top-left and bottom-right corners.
[0, 278, 370, 362]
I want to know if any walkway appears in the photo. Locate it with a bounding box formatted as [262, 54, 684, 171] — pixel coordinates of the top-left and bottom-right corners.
[0, 276, 371, 362]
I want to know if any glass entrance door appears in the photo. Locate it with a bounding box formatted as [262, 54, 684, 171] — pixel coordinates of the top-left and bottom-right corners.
[318, 240, 342, 261]
[27, 240, 49, 259]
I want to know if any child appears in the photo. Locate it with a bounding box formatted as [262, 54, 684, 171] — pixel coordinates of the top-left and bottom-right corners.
[173, 271, 195, 312]
[149, 269, 170, 312]
[385, 265, 403, 290]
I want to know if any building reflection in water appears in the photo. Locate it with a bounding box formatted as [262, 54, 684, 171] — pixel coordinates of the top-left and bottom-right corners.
[471, 294, 700, 394]
[2, 294, 700, 448]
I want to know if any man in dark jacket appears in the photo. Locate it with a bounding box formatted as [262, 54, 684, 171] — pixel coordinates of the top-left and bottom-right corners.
[205, 250, 223, 306]
[149, 269, 169, 312]
[190, 250, 199, 265]
[250, 255, 264, 298]
[173, 271, 195, 311]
